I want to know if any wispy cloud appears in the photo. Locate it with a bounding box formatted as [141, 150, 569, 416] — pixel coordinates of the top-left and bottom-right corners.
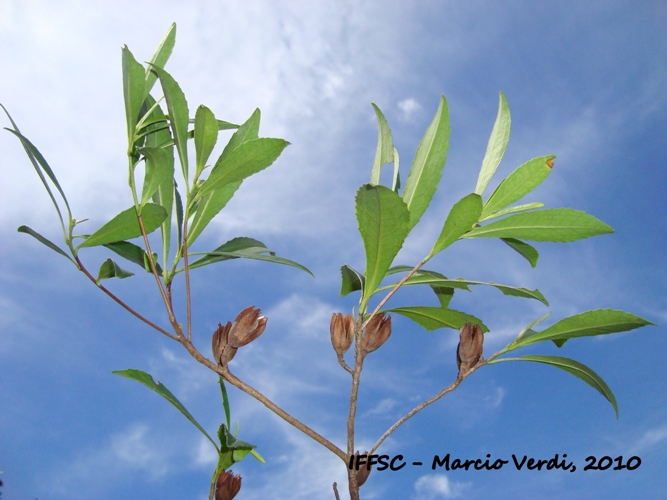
[412, 473, 471, 499]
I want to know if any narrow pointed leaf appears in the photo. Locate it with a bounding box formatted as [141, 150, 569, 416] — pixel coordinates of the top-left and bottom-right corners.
[481, 156, 554, 219]
[144, 97, 175, 269]
[194, 105, 219, 179]
[464, 208, 613, 242]
[96, 258, 135, 282]
[340, 264, 365, 297]
[104, 240, 163, 274]
[17, 225, 74, 263]
[480, 202, 544, 222]
[511, 309, 655, 349]
[187, 181, 241, 246]
[502, 238, 539, 267]
[219, 377, 231, 431]
[377, 274, 548, 305]
[78, 203, 167, 248]
[4, 126, 71, 221]
[113, 369, 219, 450]
[174, 185, 184, 253]
[144, 23, 176, 94]
[386, 306, 488, 332]
[391, 148, 401, 192]
[356, 184, 410, 301]
[402, 95, 450, 231]
[148, 64, 189, 180]
[122, 46, 147, 142]
[217, 424, 256, 469]
[196, 138, 288, 201]
[222, 108, 261, 159]
[139, 146, 173, 207]
[369, 103, 394, 185]
[489, 355, 618, 418]
[187, 237, 313, 276]
[429, 193, 482, 257]
[475, 92, 510, 195]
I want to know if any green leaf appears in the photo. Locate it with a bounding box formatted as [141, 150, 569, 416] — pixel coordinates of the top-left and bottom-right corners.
[480, 202, 544, 222]
[511, 309, 655, 349]
[187, 181, 241, 246]
[391, 148, 401, 193]
[356, 184, 410, 303]
[113, 369, 219, 451]
[481, 156, 554, 219]
[139, 146, 174, 207]
[501, 238, 539, 267]
[195, 138, 288, 201]
[430, 285, 455, 308]
[377, 274, 548, 305]
[429, 193, 482, 257]
[340, 264, 365, 297]
[216, 423, 256, 470]
[464, 208, 614, 242]
[194, 105, 219, 179]
[3, 124, 72, 223]
[475, 92, 511, 195]
[122, 46, 147, 143]
[78, 204, 168, 248]
[219, 377, 231, 431]
[488, 355, 618, 418]
[369, 103, 395, 186]
[17, 225, 74, 263]
[221, 108, 261, 158]
[148, 64, 189, 181]
[96, 258, 135, 283]
[386, 306, 489, 332]
[187, 237, 313, 276]
[104, 240, 163, 274]
[174, 185, 184, 253]
[402, 95, 450, 231]
[144, 23, 176, 94]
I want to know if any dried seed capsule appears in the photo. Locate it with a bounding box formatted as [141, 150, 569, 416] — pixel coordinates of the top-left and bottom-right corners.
[212, 322, 237, 365]
[215, 469, 242, 500]
[351, 451, 372, 487]
[456, 322, 484, 375]
[228, 306, 267, 348]
[360, 313, 391, 355]
[330, 313, 355, 355]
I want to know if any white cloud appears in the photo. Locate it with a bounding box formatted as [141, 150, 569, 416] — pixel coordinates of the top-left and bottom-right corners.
[398, 98, 422, 121]
[629, 423, 667, 455]
[413, 474, 471, 499]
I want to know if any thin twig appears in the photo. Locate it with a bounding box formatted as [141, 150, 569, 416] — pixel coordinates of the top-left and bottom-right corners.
[178, 337, 347, 462]
[361, 258, 427, 330]
[333, 482, 341, 500]
[137, 214, 182, 335]
[182, 217, 193, 341]
[337, 354, 353, 375]
[74, 256, 178, 340]
[369, 362, 485, 456]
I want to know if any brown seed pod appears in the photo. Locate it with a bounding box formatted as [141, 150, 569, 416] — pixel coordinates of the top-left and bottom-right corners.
[330, 313, 355, 355]
[212, 322, 237, 365]
[214, 469, 242, 500]
[456, 322, 484, 375]
[360, 313, 391, 355]
[228, 306, 267, 348]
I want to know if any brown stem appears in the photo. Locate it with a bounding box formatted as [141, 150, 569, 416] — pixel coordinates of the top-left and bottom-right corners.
[74, 256, 178, 340]
[346, 318, 365, 500]
[337, 354, 353, 375]
[137, 214, 182, 337]
[177, 337, 347, 462]
[369, 362, 485, 456]
[333, 482, 341, 500]
[361, 259, 426, 330]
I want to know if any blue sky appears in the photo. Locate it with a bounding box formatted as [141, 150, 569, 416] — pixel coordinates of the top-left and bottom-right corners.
[1, 1, 665, 499]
